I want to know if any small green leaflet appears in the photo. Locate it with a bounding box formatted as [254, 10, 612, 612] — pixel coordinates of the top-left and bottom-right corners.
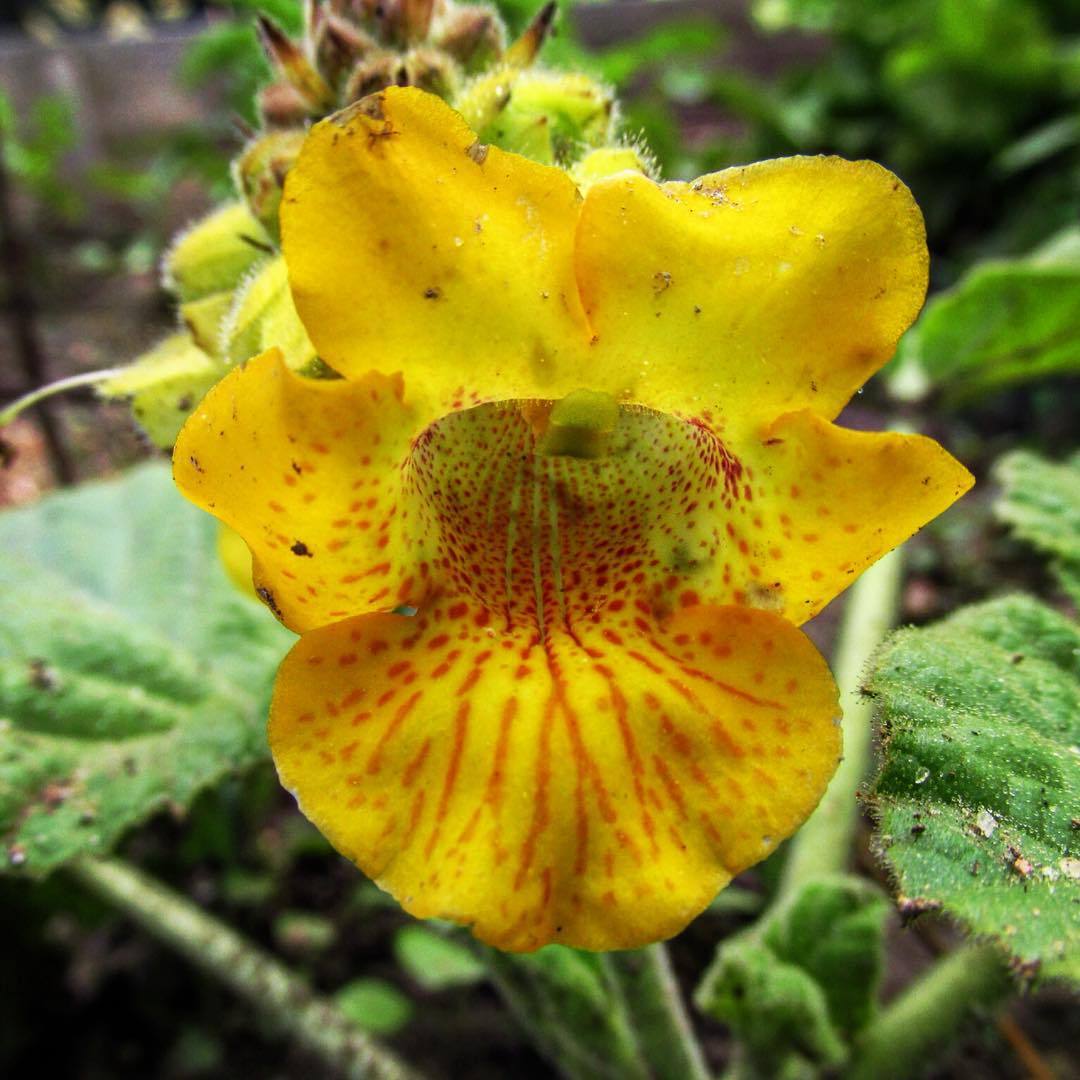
[0, 463, 292, 875]
[995, 449, 1080, 606]
[869, 596, 1080, 983]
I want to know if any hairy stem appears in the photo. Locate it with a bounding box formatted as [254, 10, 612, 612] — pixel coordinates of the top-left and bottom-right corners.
[778, 544, 904, 900]
[604, 945, 712, 1080]
[70, 857, 423, 1080]
[846, 942, 1013, 1080]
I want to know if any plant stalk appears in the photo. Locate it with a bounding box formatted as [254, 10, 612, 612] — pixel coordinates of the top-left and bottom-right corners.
[604, 945, 712, 1080]
[69, 856, 423, 1080]
[845, 942, 1013, 1080]
[777, 544, 905, 901]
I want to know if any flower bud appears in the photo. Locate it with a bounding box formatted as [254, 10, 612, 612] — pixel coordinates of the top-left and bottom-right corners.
[162, 201, 270, 303]
[220, 257, 316, 371]
[434, 3, 506, 73]
[463, 69, 615, 166]
[257, 14, 336, 111]
[234, 130, 308, 243]
[258, 81, 314, 127]
[572, 144, 656, 190]
[180, 290, 235, 360]
[343, 52, 406, 103]
[404, 47, 460, 98]
[315, 12, 377, 89]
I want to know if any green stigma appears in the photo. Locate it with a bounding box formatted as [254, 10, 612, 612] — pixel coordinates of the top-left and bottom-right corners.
[538, 389, 620, 459]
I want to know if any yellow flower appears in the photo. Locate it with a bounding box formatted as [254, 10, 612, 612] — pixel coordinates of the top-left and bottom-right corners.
[174, 87, 972, 952]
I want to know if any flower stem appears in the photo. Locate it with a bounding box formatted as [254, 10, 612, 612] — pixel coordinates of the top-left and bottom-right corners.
[845, 942, 1013, 1080]
[777, 544, 905, 901]
[0, 367, 123, 429]
[603, 945, 713, 1080]
[69, 857, 423, 1080]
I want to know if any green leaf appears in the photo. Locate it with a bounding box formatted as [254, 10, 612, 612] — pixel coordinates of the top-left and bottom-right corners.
[393, 926, 485, 990]
[995, 450, 1080, 606]
[695, 875, 889, 1073]
[869, 596, 1080, 984]
[0, 464, 292, 875]
[890, 226, 1080, 403]
[334, 978, 414, 1036]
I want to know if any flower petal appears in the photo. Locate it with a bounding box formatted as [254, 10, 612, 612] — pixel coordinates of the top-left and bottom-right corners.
[723, 411, 974, 624]
[270, 600, 839, 951]
[398, 398, 972, 633]
[174, 349, 424, 632]
[575, 159, 928, 428]
[282, 86, 590, 403]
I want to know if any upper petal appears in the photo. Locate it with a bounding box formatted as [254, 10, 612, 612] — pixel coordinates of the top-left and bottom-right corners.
[281, 86, 591, 401]
[575, 159, 928, 429]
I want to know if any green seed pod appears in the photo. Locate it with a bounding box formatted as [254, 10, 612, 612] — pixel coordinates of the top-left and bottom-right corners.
[162, 201, 270, 303]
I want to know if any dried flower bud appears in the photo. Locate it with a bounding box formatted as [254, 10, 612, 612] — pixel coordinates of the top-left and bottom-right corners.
[316, 12, 377, 88]
[258, 81, 314, 127]
[504, 0, 555, 68]
[404, 47, 460, 98]
[257, 14, 336, 110]
[433, 3, 506, 72]
[343, 52, 406, 103]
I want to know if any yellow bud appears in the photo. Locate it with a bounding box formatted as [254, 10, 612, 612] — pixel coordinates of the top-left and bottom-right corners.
[572, 144, 655, 191]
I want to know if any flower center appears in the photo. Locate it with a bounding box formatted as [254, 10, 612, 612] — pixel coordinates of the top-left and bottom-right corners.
[405, 396, 747, 634]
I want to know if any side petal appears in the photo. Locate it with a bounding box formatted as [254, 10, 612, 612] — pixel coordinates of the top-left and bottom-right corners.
[724, 412, 974, 625]
[270, 600, 839, 952]
[576, 159, 928, 428]
[282, 86, 591, 403]
[174, 349, 424, 632]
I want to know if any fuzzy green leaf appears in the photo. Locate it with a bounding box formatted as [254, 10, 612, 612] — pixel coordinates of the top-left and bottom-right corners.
[995, 450, 1080, 605]
[695, 875, 889, 1074]
[0, 464, 291, 875]
[890, 227, 1080, 402]
[870, 596, 1080, 983]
